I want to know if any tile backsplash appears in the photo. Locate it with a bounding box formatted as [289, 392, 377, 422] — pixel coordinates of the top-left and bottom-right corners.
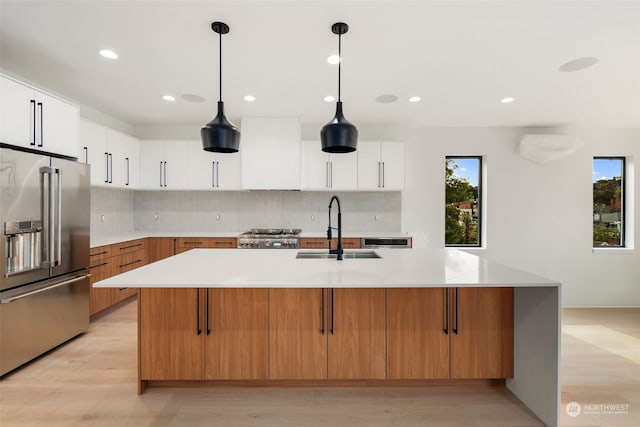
[91, 188, 400, 238]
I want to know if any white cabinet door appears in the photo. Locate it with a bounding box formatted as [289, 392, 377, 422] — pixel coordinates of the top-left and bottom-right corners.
[78, 119, 108, 185]
[0, 76, 34, 149]
[38, 91, 79, 158]
[241, 117, 301, 189]
[123, 134, 140, 188]
[357, 143, 383, 190]
[301, 140, 329, 190]
[162, 141, 189, 189]
[187, 140, 217, 189]
[216, 152, 241, 189]
[329, 152, 358, 190]
[380, 142, 405, 190]
[140, 140, 166, 189]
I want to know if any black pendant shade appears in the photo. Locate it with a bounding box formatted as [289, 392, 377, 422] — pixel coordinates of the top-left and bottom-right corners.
[201, 21, 240, 153]
[321, 22, 357, 153]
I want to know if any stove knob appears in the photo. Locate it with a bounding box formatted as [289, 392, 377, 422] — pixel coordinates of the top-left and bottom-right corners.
[265, 240, 272, 247]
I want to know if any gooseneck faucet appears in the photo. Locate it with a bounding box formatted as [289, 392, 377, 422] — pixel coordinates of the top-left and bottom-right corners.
[327, 195, 343, 260]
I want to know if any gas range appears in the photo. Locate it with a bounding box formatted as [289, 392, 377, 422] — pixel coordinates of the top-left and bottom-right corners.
[237, 228, 301, 249]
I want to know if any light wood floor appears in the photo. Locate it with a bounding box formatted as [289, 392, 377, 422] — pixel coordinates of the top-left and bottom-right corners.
[0, 301, 638, 426]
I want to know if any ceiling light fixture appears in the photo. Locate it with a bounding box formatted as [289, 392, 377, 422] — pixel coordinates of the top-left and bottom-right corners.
[501, 97, 515, 103]
[162, 95, 176, 102]
[201, 21, 240, 153]
[327, 55, 340, 65]
[99, 49, 118, 60]
[321, 22, 357, 153]
[409, 96, 421, 103]
[243, 95, 256, 102]
[324, 95, 335, 102]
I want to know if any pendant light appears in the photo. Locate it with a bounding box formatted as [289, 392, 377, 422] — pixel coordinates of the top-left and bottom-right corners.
[201, 21, 240, 153]
[321, 22, 357, 153]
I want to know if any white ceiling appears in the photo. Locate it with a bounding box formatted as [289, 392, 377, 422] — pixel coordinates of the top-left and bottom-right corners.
[2, 1, 640, 130]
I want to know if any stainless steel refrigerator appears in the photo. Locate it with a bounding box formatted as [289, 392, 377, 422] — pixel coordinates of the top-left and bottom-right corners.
[1, 144, 90, 376]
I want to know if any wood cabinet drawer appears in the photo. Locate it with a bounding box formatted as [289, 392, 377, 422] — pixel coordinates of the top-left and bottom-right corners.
[299, 238, 361, 249]
[114, 250, 147, 274]
[177, 237, 237, 250]
[90, 245, 113, 262]
[113, 239, 146, 255]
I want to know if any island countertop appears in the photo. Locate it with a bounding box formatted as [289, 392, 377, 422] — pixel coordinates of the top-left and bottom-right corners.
[94, 248, 559, 289]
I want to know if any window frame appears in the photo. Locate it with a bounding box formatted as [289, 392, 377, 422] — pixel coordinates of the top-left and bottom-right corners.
[445, 155, 483, 248]
[593, 156, 626, 248]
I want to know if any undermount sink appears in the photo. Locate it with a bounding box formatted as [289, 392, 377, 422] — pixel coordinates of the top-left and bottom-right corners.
[296, 250, 382, 259]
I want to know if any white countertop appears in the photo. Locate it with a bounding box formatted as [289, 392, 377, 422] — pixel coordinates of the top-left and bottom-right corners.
[90, 231, 411, 248]
[95, 248, 559, 289]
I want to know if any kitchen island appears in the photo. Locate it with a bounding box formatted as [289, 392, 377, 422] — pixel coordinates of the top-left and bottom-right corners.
[96, 248, 560, 426]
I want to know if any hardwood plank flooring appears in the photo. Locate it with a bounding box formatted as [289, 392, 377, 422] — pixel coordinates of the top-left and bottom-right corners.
[1, 301, 638, 426]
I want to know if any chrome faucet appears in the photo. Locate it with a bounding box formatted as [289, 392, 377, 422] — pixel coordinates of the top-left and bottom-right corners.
[327, 195, 343, 260]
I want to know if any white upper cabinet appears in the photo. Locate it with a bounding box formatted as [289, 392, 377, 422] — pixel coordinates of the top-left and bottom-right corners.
[139, 140, 189, 189]
[300, 140, 358, 190]
[78, 119, 140, 188]
[240, 117, 301, 190]
[357, 142, 405, 191]
[186, 140, 241, 190]
[0, 75, 79, 158]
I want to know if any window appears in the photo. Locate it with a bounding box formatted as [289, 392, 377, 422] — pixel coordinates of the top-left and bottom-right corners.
[593, 157, 625, 247]
[445, 156, 482, 247]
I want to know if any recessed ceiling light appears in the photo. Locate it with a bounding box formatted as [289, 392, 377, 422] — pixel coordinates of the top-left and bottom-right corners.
[181, 94, 206, 103]
[408, 96, 421, 103]
[99, 49, 118, 60]
[376, 94, 399, 104]
[559, 57, 599, 72]
[327, 55, 340, 65]
[324, 95, 335, 102]
[501, 97, 515, 104]
[243, 95, 256, 102]
[162, 95, 175, 102]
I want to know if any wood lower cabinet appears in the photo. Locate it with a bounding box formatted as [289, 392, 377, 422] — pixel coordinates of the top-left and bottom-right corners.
[299, 238, 361, 250]
[139, 288, 268, 381]
[269, 288, 327, 379]
[387, 288, 449, 379]
[328, 288, 386, 379]
[387, 287, 513, 380]
[176, 237, 238, 254]
[147, 237, 176, 262]
[269, 288, 385, 380]
[450, 287, 514, 379]
[89, 256, 116, 315]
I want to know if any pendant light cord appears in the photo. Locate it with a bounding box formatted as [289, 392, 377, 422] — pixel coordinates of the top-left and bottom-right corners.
[338, 33, 342, 102]
[219, 30, 222, 102]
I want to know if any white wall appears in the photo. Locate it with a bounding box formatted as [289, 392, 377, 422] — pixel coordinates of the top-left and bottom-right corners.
[396, 127, 639, 307]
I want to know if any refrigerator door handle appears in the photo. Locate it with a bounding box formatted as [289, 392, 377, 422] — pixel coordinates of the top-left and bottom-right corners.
[40, 166, 54, 267]
[0, 275, 89, 304]
[55, 168, 62, 266]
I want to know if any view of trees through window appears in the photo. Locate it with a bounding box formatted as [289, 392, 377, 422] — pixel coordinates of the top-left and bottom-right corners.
[593, 157, 624, 247]
[445, 157, 481, 246]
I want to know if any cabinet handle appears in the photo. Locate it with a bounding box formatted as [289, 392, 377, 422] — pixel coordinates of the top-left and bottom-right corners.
[206, 289, 211, 335]
[377, 162, 382, 188]
[37, 102, 43, 147]
[30, 100, 36, 145]
[196, 290, 202, 335]
[83, 147, 88, 164]
[119, 259, 142, 269]
[159, 161, 163, 187]
[321, 288, 325, 335]
[183, 241, 203, 246]
[173, 238, 177, 255]
[330, 288, 334, 335]
[105, 153, 110, 183]
[325, 162, 329, 188]
[453, 288, 459, 335]
[212, 161, 216, 187]
[381, 161, 385, 188]
[89, 261, 108, 269]
[90, 250, 109, 257]
[215, 161, 219, 188]
[163, 161, 167, 187]
[443, 288, 449, 335]
[119, 243, 143, 250]
[108, 153, 113, 183]
[329, 162, 333, 188]
[125, 157, 130, 186]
